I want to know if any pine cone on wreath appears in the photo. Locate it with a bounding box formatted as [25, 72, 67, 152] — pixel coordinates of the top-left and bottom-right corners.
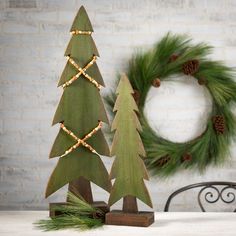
[92, 210, 104, 219]
[198, 77, 207, 85]
[132, 89, 140, 104]
[212, 115, 225, 134]
[156, 155, 171, 167]
[182, 59, 199, 75]
[152, 78, 161, 87]
[169, 54, 179, 62]
[182, 153, 192, 162]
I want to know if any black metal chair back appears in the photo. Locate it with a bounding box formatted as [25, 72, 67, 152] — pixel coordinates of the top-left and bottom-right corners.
[164, 181, 236, 212]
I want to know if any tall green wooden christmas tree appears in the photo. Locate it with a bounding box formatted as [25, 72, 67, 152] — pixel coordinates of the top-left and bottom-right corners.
[45, 6, 111, 212]
[105, 74, 154, 227]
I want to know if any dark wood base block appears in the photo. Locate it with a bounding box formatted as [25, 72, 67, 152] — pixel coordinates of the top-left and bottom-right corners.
[49, 201, 110, 218]
[105, 210, 154, 227]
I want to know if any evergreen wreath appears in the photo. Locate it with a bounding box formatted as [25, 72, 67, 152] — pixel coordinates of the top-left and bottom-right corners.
[106, 33, 236, 177]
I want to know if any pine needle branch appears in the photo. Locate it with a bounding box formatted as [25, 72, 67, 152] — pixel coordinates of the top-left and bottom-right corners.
[34, 192, 104, 231]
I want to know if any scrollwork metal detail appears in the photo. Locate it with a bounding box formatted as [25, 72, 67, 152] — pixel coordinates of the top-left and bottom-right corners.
[220, 186, 235, 204]
[164, 182, 236, 212]
[198, 186, 220, 211]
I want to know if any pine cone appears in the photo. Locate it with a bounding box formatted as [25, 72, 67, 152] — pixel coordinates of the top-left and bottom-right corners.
[182, 60, 199, 75]
[92, 210, 103, 219]
[156, 155, 171, 167]
[198, 77, 207, 85]
[212, 115, 225, 134]
[152, 78, 161, 87]
[132, 89, 140, 104]
[169, 54, 179, 62]
[182, 153, 192, 162]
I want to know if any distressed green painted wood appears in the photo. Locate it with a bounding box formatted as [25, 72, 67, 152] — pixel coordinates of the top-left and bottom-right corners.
[108, 74, 153, 208]
[64, 35, 99, 64]
[58, 61, 104, 87]
[52, 78, 108, 132]
[45, 6, 111, 198]
[70, 6, 93, 32]
[46, 148, 110, 198]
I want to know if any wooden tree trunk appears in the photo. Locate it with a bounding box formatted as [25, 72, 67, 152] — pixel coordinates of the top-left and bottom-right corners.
[122, 195, 138, 213]
[106, 195, 154, 226]
[50, 177, 109, 218]
[68, 176, 93, 204]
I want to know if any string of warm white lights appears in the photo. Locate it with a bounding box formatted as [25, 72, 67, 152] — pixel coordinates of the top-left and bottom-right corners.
[70, 30, 92, 35]
[60, 121, 102, 157]
[61, 28, 101, 90]
[59, 29, 103, 158]
[62, 56, 100, 89]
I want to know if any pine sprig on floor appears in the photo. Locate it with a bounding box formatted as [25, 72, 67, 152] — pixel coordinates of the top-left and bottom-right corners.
[35, 215, 103, 231]
[34, 192, 104, 231]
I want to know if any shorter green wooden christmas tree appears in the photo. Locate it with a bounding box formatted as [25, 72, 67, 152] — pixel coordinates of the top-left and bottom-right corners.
[105, 74, 154, 227]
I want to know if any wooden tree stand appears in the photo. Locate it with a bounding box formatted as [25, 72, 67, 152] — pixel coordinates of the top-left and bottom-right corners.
[49, 177, 110, 219]
[105, 196, 154, 227]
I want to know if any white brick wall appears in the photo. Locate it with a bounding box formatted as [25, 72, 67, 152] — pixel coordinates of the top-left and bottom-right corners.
[0, 0, 236, 211]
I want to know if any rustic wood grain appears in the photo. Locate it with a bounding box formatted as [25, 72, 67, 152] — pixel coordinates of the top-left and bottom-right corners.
[123, 195, 138, 213]
[105, 210, 154, 227]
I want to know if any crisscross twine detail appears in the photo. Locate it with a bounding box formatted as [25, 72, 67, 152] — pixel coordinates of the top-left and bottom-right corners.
[61, 28, 101, 89]
[62, 56, 101, 90]
[60, 121, 102, 157]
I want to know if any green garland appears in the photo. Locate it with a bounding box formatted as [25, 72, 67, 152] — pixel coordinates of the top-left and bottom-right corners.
[35, 192, 104, 231]
[106, 33, 236, 177]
